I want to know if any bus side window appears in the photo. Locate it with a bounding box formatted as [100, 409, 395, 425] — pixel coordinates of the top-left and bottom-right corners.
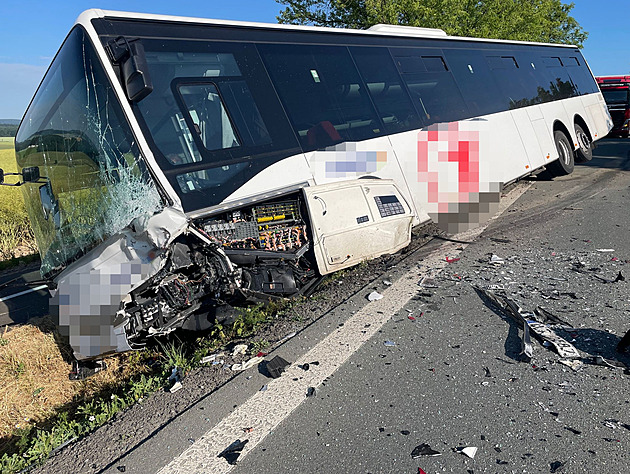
[391, 49, 469, 125]
[258, 44, 382, 151]
[350, 46, 423, 133]
[445, 49, 504, 117]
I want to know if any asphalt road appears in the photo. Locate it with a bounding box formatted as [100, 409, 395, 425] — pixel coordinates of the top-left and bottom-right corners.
[28, 137, 630, 473]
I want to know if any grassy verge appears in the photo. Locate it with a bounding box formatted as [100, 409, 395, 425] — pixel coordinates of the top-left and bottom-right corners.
[0, 139, 37, 261]
[0, 298, 291, 472]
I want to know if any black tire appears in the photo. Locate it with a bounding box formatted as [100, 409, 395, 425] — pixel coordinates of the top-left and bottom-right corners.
[573, 124, 593, 163]
[546, 130, 574, 177]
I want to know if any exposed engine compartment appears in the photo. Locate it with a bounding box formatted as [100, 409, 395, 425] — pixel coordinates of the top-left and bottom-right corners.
[120, 195, 318, 348]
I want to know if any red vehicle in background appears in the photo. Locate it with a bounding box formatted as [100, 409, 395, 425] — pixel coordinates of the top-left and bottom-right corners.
[596, 75, 630, 137]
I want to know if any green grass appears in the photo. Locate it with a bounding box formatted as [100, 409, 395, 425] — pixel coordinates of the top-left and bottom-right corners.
[0, 138, 37, 261]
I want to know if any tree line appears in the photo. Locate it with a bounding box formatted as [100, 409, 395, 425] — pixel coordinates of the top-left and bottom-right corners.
[275, 0, 587, 47]
[0, 125, 18, 137]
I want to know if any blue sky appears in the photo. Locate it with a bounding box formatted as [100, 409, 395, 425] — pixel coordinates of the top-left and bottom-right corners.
[0, 1, 628, 119]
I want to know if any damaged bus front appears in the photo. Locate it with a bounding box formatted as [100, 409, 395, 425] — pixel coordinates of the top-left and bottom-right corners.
[9, 17, 413, 360]
[3, 10, 609, 361]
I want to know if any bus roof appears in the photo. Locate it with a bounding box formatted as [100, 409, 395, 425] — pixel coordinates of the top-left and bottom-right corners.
[76, 8, 577, 49]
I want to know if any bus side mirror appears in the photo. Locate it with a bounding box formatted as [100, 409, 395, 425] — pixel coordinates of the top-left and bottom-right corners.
[0, 166, 41, 186]
[22, 166, 40, 182]
[123, 41, 153, 102]
[107, 37, 153, 103]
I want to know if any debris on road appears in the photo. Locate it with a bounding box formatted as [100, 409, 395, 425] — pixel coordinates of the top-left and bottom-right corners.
[232, 356, 264, 372]
[550, 460, 566, 472]
[218, 439, 249, 465]
[384, 340, 396, 347]
[168, 381, 182, 393]
[231, 344, 248, 357]
[558, 359, 583, 371]
[489, 254, 505, 264]
[455, 446, 478, 459]
[368, 291, 384, 301]
[201, 353, 224, 364]
[446, 256, 460, 264]
[617, 329, 630, 353]
[266, 356, 291, 378]
[306, 387, 316, 397]
[411, 443, 442, 458]
[534, 307, 573, 328]
[596, 249, 615, 252]
[418, 276, 438, 288]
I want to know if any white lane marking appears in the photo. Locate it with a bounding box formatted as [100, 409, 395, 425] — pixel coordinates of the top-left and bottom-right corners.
[158, 183, 531, 474]
[0, 285, 48, 303]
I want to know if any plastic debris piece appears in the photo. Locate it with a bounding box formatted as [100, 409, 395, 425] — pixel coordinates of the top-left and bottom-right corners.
[368, 291, 384, 301]
[408, 316, 416, 321]
[490, 254, 505, 264]
[596, 249, 614, 252]
[169, 381, 182, 393]
[301, 363, 310, 371]
[218, 439, 249, 465]
[383, 279, 393, 286]
[306, 387, 316, 397]
[384, 340, 396, 347]
[117, 466, 126, 473]
[243, 427, 254, 433]
[418, 468, 427, 474]
[256, 351, 268, 358]
[550, 460, 565, 472]
[456, 446, 478, 459]
[401, 430, 410, 435]
[615, 271, 625, 282]
[411, 443, 441, 458]
[446, 257, 460, 263]
[558, 359, 583, 371]
[201, 353, 224, 364]
[231, 356, 264, 372]
[260, 384, 268, 392]
[231, 344, 248, 357]
[266, 356, 291, 378]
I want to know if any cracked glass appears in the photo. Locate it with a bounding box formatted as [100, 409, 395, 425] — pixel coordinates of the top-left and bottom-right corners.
[15, 27, 162, 277]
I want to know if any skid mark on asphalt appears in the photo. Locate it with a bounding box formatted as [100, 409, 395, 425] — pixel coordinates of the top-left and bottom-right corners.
[158, 183, 531, 474]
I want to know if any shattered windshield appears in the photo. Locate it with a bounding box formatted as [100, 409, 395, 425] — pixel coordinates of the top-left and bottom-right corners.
[15, 27, 162, 277]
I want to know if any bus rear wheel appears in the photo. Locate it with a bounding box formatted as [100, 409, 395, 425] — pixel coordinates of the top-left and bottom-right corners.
[574, 124, 593, 163]
[546, 130, 574, 177]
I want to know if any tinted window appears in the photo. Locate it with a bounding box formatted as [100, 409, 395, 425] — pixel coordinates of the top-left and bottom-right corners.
[540, 56, 576, 100]
[486, 54, 545, 109]
[445, 49, 505, 116]
[350, 47, 423, 134]
[259, 44, 382, 151]
[561, 55, 599, 95]
[391, 49, 469, 125]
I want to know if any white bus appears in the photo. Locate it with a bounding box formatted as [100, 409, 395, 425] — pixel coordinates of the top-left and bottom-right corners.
[2, 9, 611, 360]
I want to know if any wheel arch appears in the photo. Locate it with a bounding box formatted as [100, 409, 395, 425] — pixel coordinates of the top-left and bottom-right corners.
[553, 120, 574, 150]
[573, 114, 593, 143]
